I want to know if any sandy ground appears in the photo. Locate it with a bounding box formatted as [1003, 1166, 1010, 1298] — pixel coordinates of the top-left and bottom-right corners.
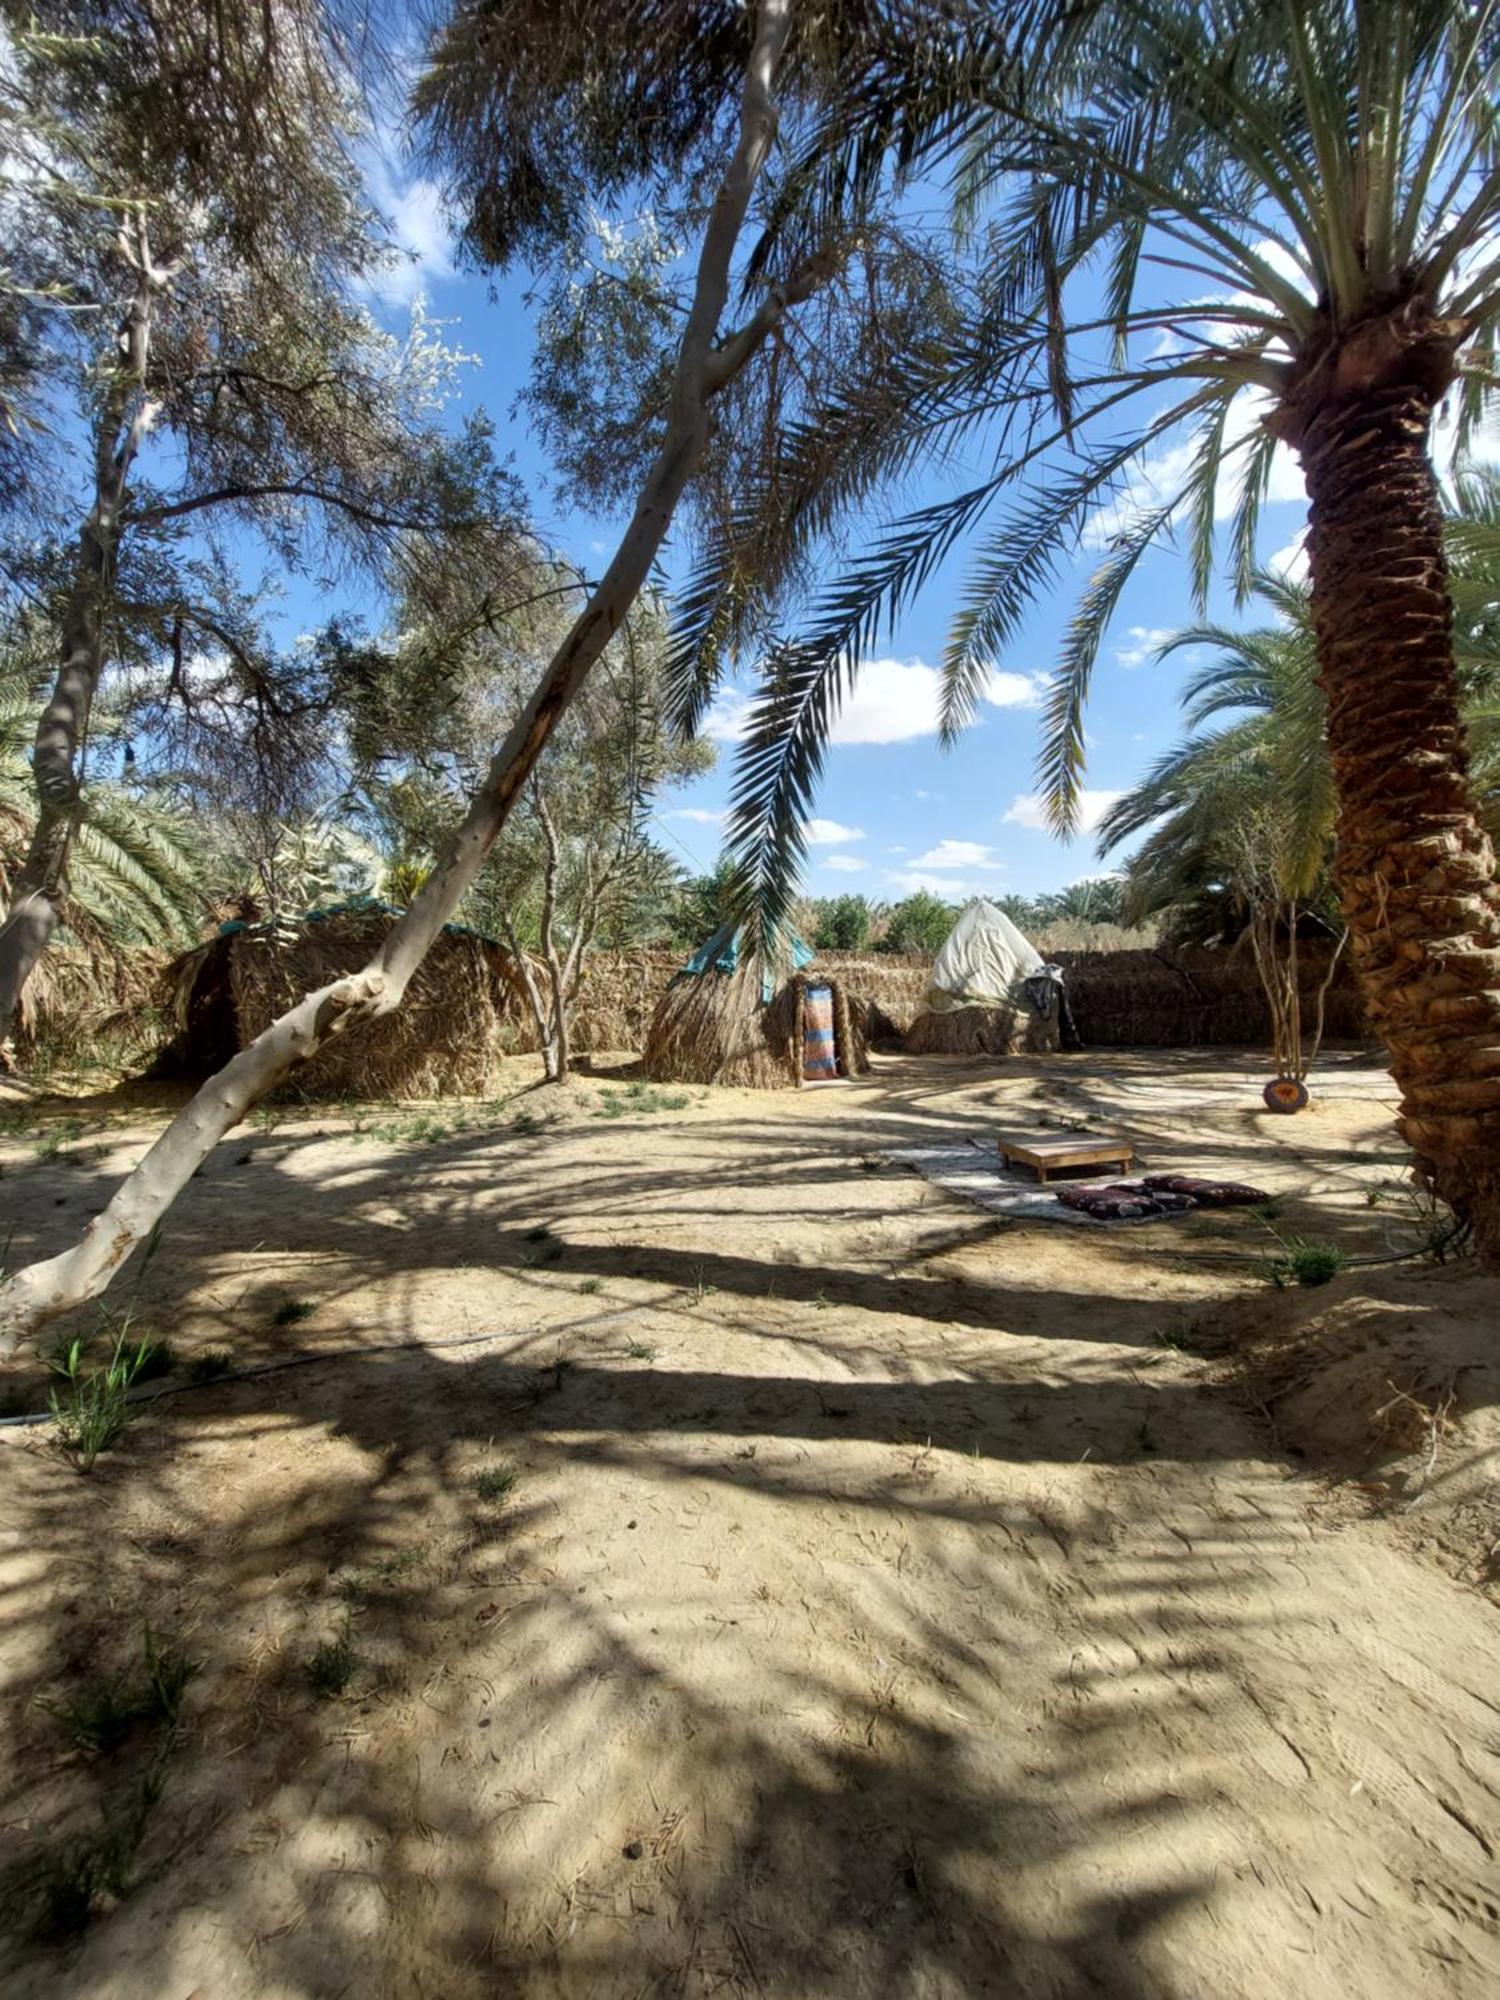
[0, 1049, 1497, 1997]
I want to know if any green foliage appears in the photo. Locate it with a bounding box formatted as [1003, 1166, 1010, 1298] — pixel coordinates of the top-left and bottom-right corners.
[809, 893, 872, 952]
[305, 1622, 358, 1699]
[595, 1081, 692, 1118]
[39, 1627, 197, 1756]
[670, 860, 742, 949]
[25, 1761, 167, 1940]
[675, 0, 1500, 927]
[272, 1299, 317, 1328]
[1266, 1239, 1347, 1289]
[184, 1348, 233, 1384]
[1, 632, 210, 964]
[22, 1622, 196, 1938]
[878, 891, 955, 955]
[472, 1463, 517, 1505]
[48, 1330, 158, 1471]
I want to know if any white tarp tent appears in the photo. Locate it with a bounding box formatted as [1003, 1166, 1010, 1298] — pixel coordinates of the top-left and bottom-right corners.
[925, 897, 1043, 1014]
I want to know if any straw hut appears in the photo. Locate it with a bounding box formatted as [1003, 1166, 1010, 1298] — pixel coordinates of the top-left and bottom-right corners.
[156, 900, 521, 1100]
[906, 897, 1057, 1055]
[643, 924, 869, 1088]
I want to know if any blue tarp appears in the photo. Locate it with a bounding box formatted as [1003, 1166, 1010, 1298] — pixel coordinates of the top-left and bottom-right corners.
[679, 921, 813, 1004]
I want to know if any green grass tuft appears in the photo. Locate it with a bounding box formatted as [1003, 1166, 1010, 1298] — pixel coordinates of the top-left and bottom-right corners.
[27, 1761, 166, 1939]
[1265, 1237, 1347, 1288]
[48, 1333, 160, 1471]
[38, 1627, 196, 1755]
[305, 1622, 357, 1698]
[273, 1299, 317, 1327]
[472, 1463, 517, 1506]
[184, 1348, 233, 1384]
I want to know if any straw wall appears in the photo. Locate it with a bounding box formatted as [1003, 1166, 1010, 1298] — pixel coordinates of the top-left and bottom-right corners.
[1051, 942, 1369, 1048]
[154, 932, 1371, 1101]
[159, 912, 518, 1100]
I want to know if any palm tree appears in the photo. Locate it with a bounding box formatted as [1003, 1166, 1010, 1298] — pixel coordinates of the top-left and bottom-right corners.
[699, 1, 1500, 1248]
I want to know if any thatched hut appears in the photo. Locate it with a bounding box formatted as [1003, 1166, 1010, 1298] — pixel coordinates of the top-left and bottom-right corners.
[156, 901, 521, 1100]
[643, 925, 869, 1088]
[906, 897, 1056, 1056]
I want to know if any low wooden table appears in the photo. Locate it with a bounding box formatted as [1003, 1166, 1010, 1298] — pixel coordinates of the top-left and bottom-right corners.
[998, 1129, 1133, 1184]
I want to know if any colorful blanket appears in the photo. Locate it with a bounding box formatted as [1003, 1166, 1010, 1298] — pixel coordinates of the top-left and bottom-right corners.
[802, 983, 838, 1080]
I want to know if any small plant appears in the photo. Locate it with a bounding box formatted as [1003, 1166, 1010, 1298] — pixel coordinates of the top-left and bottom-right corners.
[472, 1463, 517, 1506]
[27, 1761, 166, 1939]
[1265, 1237, 1347, 1288]
[511, 1110, 541, 1135]
[129, 1337, 175, 1383]
[48, 1332, 158, 1471]
[333, 1548, 423, 1599]
[273, 1298, 317, 1327]
[578, 1277, 603, 1296]
[305, 1621, 357, 1698]
[595, 1082, 691, 1119]
[626, 1341, 657, 1362]
[185, 1347, 233, 1384]
[38, 1627, 196, 1754]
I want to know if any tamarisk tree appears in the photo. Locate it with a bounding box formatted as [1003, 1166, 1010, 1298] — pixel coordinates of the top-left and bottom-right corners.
[0, 0, 893, 1344]
[0, 3, 512, 1045]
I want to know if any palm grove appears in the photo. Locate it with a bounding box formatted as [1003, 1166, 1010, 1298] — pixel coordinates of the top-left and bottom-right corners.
[1, 0, 1498, 1343]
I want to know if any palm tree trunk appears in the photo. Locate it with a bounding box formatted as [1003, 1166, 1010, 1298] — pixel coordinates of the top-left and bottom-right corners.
[1301, 380, 1500, 1253]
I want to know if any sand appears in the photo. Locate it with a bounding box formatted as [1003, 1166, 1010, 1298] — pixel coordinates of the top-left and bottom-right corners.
[0, 1049, 1496, 1997]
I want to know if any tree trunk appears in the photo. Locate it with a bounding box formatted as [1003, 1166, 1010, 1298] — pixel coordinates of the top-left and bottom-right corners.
[0, 0, 804, 1349]
[0, 226, 165, 1048]
[1300, 379, 1500, 1252]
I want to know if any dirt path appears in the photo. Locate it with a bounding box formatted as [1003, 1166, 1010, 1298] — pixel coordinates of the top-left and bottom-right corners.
[1, 1054, 1496, 1995]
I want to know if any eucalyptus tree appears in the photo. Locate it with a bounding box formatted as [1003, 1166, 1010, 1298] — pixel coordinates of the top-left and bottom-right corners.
[693, 0, 1500, 1250]
[0, 0, 930, 1343]
[0, 3, 513, 1044]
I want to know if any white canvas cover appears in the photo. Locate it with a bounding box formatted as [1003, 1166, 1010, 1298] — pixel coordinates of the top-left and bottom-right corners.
[924, 897, 1043, 1014]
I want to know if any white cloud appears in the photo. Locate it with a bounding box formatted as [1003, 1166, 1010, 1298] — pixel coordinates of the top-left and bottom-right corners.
[823, 855, 868, 874]
[1114, 625, 1177, 669]
[1003, 789, 1126, 835]
[885, 844, 907, 854]
[983, 669, 1047, 708]
[909, 839, 1004, 872]
[703, 690, 754, 743]
[668, 807, 725, 826]
[1083, 384, 1305, 550]
[1268, 532, 1309, 584]
[363, 139, 455, 306]
[828, 657, 944, 743]
[805, 817, 865, 845]
[704, 658, 1045, 752]
[887, 871, 974, 896]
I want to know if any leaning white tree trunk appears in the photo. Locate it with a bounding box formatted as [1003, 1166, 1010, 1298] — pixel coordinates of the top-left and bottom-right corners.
[0, 0, 810, 1350]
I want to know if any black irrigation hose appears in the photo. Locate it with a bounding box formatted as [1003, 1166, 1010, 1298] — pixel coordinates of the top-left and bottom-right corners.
[0, 1329, 526, 1432]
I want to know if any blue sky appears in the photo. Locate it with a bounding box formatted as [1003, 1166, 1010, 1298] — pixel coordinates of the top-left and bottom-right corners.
[308, 140, 1321, 904]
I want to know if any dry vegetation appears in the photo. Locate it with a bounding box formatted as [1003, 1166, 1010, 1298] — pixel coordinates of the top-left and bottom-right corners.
[0, 1048, 1496, 1998]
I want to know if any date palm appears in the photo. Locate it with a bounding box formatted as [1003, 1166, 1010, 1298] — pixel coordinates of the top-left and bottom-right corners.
[704, 0, 1500, 1248]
